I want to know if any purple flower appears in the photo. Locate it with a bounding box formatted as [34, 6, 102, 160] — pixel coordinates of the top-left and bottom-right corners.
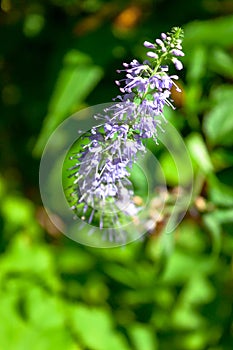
[68, 27, 184, 234]
[161, 33, 167, 40]
[147, 51, 158, 59]
[171, 49, 185, 57]
[144, 40, 155, 49]
[156, 38, 165, 47]
[172, 57, 183, 70]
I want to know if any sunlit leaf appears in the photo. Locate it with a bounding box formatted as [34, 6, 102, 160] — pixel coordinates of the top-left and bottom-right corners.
[70, 305, 130, 350]
[171, 306, 206, 330]
[186, 133, 213, 174]
[180, 274, 215, 305]
[128, 323, 158, 350]
[0, 234, 60, 290]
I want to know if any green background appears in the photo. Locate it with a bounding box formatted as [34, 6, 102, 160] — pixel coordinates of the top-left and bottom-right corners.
[0, 0, 233, 349]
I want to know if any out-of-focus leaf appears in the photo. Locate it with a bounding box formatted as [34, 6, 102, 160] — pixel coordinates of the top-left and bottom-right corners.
[184, 45, 207, 118]
[210, 209, 233, 223]
[103, 264, 140, 288]
[26, 287, 65, 329]
[33, 50, 103, 156]
[18, 329, 78, 350]
[0, 234, 60, 290]
[146, 231, 175, 262]
[0, 292, 24, 349]
[203, 86, 233, 146]
[55, 246, 94, 273]
[120, 288, 154, 306]
[184, 83, 203, 118]
[180, 274, 215, 305]
[153, 287, 174, 309]
[184, 15, 233, 49]
[176, 219, 206, 253]
[186, 133, 213, 174]
[203, 213, 221, 255]
[178, 330, 211, 350]
[222, 232, 233, 256]
[93, 242, 139, 263]
[161, 249, 216, 284]
[81, 276, 109, 304]
[128, 323, 158, 350]
[208, 176, 233, 207]
[211, 148, 233, 170]
[162, 106, 185, 130]
[186, 45, 207, 83]
[210, 47, 233, 79]
[0, 194, 41, 240]
[70, 305, 130, 350]
[160, 151, 179, 186]
[171, 306, 206, 330]
[1, 195, 34, 226]
[129, 162, 148, 197]
[0, 288, 77, 350]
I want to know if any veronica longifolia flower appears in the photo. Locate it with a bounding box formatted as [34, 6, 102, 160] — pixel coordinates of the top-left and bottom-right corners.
[68, 27, 184, 233]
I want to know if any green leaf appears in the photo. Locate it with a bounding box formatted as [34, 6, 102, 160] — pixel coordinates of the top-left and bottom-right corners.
[1, 195, 35, 226]
[171, 307, 206, 331]
[160, 151, 179, 186]
[103, 264, 139, 288]
[56, 246, 94, 273]
[210, 47, 233, 79]
[184, 15, 233, 49]
[186, 45, 207, 83]
[0, 293, 25, 349]
[178, 330, 210, 350]
[202, 213, 221, 255]
[186, 133, 213, 174]
[128, 324, 158, 350]
[180, 274, 215, 305]
[26, 287, 66, 329]
[211, 148, 233, 170]
[129, 162, 148, 197]
[0, 287, 77, 350]
[208, 176, 233, 207]
[134, 97, 141, 105]
[184, 83, 203, 118]
[0, 234, 60, 290]
[203, 85, 233, 146]
[176, 219, 206, 253]
[33, 50, 103, 156]
[70, 305, 130, 350]
[210, 209, 233, 224]
[161, 249, 216, 284]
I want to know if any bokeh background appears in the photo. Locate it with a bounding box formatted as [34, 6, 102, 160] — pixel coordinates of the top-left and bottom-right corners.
[0, 0, 233, 349]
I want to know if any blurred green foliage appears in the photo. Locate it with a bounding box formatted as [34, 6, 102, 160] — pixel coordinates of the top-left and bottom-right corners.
[0, 0, 233, 349]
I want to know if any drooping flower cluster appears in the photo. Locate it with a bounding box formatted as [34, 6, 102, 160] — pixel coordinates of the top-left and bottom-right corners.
[68, 27, 184, 232]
